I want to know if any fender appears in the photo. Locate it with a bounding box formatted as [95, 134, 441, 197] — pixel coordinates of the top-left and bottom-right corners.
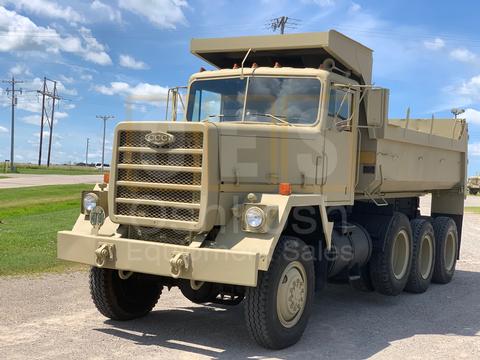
[214, 194, 334, 271]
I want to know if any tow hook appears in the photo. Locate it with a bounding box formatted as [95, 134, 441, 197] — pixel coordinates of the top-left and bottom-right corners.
[169, 253, 191, 278]
[94, 243, 114, 267]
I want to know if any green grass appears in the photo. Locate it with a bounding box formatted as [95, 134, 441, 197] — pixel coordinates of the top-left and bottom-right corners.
[0, 176, 8, 179]
[465, 207, 480, 214]
[4, 164, 100, 175]
[0, 184, 94, 276]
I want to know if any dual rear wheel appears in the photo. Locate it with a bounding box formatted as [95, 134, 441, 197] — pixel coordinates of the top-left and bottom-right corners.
[368, 213, 458, 296]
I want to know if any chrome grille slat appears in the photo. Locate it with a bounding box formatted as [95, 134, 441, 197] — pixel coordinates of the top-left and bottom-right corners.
[113, 129, 204, 233]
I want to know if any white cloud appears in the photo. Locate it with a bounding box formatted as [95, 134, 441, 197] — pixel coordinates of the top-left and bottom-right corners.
[5, 0, 84, 23]
[94, 81, 169, 104]
[0, 7, 112, 65]
[469, 143, 480, 157]
[119, 0, 188, 29]
[90, 0, 122, 23]
[464, 108, 480, 125]
[450, 48, 476, 63]
[424, 38, 445, 51]
[456, 75, 480, 103]
[119, 54, 149, 70]
[0, 126, 8, 133]
[80, 74, 93, 81]
[59, 75, 74, 84]
[8, 64, 31, 76]
[349, 2, 361, 12]
[305, 0, 336, 6]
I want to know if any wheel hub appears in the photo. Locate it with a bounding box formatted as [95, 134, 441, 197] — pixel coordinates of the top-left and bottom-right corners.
[277, 261, 307, 328]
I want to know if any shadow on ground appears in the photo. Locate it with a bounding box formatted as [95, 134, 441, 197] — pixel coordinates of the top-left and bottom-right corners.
[95, 269, 480, 359]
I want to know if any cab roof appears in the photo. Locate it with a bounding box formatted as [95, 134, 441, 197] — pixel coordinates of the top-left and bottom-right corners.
[190, 30, 373, 84]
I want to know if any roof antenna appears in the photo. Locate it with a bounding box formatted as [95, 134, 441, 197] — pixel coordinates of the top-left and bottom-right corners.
[241, 48, 253, 79]
[266, 16, 300, 34]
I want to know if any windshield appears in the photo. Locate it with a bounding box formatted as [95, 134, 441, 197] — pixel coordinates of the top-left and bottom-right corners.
[186, 77, 321, 125]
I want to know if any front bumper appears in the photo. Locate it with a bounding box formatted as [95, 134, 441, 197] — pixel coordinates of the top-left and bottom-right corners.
[57, 231, 259, 287]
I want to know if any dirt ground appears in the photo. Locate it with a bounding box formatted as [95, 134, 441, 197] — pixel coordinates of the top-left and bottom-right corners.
[0, 197, 479, 359]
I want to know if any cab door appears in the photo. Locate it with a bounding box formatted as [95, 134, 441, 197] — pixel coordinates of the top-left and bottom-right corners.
[321, 85, 358, 204]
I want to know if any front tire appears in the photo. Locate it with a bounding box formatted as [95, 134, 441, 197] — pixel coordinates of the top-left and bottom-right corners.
[369, 212, 413, 296]
[244, 236, 315, 349]
[89, 267, 162, 320]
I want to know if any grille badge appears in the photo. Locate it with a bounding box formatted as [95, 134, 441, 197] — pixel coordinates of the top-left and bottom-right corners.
[145, 131, 175, 147]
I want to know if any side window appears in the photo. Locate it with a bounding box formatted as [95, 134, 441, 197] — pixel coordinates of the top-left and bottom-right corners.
[328, 88, 353, 131]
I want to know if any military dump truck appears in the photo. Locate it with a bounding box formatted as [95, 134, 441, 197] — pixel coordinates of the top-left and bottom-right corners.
[58, 30, 468, 349]
[468, 176, 480, 195]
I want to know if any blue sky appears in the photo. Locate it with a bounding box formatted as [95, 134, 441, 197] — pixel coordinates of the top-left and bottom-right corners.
[0, 0, 480, 175]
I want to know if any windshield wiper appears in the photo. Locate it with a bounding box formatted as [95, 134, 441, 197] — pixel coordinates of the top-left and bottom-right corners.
[248, 113, 292, 126]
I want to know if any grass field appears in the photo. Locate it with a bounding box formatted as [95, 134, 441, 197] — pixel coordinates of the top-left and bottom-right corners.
[0, 184, 93, 275]
[3, 164, 100, 175]
[465, 207, 480, 214]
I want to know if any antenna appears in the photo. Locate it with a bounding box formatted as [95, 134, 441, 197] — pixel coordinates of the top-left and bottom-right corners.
[266, 16, 300, 35]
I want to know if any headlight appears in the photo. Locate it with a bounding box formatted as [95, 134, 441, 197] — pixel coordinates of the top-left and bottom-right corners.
[83, 193, 98, 212]
[245, 207, 265, 228]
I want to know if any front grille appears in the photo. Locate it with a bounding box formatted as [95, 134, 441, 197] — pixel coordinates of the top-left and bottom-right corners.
[129, 226, 192, 245]
[113, 129, 204, 227]
[119, 131, 203, 149]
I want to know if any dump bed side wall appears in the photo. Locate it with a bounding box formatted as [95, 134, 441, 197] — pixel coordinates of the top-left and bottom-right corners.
[357, 119, 468, 196]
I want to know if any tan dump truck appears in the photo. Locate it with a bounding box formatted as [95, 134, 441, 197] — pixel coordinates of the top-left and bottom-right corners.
[468, 176, 480, 195]
[58, 30, 468, 349]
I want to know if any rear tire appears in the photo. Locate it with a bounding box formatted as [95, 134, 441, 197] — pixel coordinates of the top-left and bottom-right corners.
[405, 219, 435, 293]
[432, 217, 458, 284]
[89, 267, 162, 320]
[369, 212, 413, 296]
[244, 236, 314, 349]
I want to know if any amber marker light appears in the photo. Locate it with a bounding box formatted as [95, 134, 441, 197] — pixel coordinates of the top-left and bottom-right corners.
[279, 183, 292, 195]
[103, 172, 110, 184]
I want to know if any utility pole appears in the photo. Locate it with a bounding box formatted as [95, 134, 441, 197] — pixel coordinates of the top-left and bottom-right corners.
[267, 16, 300, 35]
[46, 81, 57, 167]
[2, 77, 23, 172]
[96, 115, 114, 171]
[85, 138, 90, 166]
[38, 77, 47, 165]
[37, 78, 62, 167]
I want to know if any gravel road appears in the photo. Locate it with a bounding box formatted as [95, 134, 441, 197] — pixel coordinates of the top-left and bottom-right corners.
[1, 201, 479, 359]
[0, 174, 102, 189]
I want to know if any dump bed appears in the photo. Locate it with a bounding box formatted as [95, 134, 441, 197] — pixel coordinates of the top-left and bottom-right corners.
[357, 116, 468, 197]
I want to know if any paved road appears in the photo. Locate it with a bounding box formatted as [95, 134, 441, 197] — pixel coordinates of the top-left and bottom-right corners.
[0, 174, 102, 188]
[0, 205, 479, 359]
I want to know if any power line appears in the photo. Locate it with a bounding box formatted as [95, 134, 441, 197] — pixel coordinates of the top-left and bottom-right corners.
[96, 115, 114, 172]
[2, 77, 24, 172]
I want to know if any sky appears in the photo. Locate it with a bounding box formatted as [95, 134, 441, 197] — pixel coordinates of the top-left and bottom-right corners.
[0, 0, 480, 175]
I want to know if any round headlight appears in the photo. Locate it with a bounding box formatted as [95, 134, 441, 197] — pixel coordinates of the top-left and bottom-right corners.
[83, 193, 98, 212]
[245, 207, 265, 228]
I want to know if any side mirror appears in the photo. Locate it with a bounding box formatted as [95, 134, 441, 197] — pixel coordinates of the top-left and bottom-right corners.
[366, 88, 389, 128]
